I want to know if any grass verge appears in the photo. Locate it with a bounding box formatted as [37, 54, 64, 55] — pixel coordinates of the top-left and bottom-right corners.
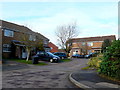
[81, 66, 97, 70]
[61, 59, 71, 62]
[9, 59, 47, 65]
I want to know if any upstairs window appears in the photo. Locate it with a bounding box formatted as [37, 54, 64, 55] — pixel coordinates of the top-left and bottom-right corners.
[4, 29, 14, 37]
[44, 40, 48, 45]
[3, 44, 11, 52]
[87, 42, 93, 46]
[29, 35, 36, 41]
[82, 42, 86, 46]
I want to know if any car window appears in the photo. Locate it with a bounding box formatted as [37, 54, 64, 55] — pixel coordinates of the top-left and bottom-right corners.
[37, 52, 45, 55]
[47, 52, 55, 56]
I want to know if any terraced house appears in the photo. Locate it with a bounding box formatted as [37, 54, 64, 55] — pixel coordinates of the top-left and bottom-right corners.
[1, 20, 50, 59]
[70, 35, 116, 56]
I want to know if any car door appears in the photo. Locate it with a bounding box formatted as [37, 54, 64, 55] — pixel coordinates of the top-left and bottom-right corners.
[37, 52, 45, 60]
[43, 52, 50, 61]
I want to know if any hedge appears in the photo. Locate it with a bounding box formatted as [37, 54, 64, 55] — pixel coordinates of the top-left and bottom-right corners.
[98, 40, 120, 80]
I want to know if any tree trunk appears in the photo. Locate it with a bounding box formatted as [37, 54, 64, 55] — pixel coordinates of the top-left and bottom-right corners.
[26, 48, 30, 61]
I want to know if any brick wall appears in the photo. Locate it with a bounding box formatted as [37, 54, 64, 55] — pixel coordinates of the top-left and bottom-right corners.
[1, 20, 49, 59]
[70, 35, 116, 56]
[48, 42, 58, 53]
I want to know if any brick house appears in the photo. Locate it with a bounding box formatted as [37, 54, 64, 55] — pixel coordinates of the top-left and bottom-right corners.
[1, 20, 50, 59]
[70, 35, 116, 56]
[48, 42, 58, 53]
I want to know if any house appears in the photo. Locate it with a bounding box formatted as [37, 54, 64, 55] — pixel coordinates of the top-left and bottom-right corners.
[48, 42, 58, 53]
[1, 20, 50, 59]
[70, 35, 116, 56]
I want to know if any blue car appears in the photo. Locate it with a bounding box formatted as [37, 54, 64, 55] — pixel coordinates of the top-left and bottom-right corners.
[85, 52, 98, 58]
[72, 54, 84, 58]
[32, 51, 60, 64]
[53, 52, 67, 59]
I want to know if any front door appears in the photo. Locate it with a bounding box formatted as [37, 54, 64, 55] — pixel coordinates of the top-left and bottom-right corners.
[22, 48, 27, 59]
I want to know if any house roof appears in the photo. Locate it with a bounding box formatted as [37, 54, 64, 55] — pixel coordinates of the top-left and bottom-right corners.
[0, 20, 49, 41]
[71, 35, 116, 42]
[48, 42, 58, 48]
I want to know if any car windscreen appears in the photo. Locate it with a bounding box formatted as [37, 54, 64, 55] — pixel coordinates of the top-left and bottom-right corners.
[47, 52, 55, 56]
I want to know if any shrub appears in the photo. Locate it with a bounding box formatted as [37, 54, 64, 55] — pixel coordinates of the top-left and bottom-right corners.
[98, 40, 120, 80]
[87, 53, 103, 68]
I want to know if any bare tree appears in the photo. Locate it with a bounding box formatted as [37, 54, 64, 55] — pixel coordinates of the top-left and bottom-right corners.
[21, 34, 44, 61]
[55, 22, 79, 54]
[76, 41, 88, 55]
[20, 24, 44, 61]
[21, 35, 34, 61]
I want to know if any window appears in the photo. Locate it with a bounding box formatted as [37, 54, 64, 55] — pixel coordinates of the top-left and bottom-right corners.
[4, 29, 14, 37]
[44, 40, 48, 45]
[82, 42, 86, 46]
[29, 35, 36, 41]
[93, 41, 103, 42]
[3, 44, 11, 52]
[72, 42, 77, 45]
[88, 50, 92, 54]
[87, 42, 93, 46]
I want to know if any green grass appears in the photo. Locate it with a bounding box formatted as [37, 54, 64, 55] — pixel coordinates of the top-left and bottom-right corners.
[81, 66, 91, 70]
[81, 66, 97, 70]
[61, 59, 71, 62]
[9, 59, 47, 65]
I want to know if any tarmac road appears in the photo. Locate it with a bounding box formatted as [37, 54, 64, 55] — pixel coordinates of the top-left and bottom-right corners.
[2, 58, 88, 88]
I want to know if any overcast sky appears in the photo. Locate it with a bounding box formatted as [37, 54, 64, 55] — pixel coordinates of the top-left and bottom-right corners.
[1, 0, 118, 47]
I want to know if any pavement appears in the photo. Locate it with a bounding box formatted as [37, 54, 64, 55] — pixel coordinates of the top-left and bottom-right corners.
[69, 70, 120, 89]
[3, 59, 120, 89]
[2, 60, 29, 71]
[2, 58, 88, 88]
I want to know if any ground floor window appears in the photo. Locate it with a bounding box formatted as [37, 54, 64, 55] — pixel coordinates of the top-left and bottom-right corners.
[3, 44, 11, 52]
[94, 50, 101, 53]
[73, 50, 79, 55]
[88, 50, 92, 54]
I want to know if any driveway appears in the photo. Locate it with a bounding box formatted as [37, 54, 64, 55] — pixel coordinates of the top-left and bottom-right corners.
[2, 58, 88, 88]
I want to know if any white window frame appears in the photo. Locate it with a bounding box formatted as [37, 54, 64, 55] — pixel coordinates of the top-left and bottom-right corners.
[29, 35, 36, 41]
[82, 42, 86, 46]
[87, 42, 93, 46]
[3, 44, 11, 52]
[4, 29, 14, 37]
[88, 50, 92, 54]
[44, 40, 48, 45]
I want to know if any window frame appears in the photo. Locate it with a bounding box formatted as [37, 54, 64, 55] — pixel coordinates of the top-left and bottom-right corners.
[87, 42, 93, 46]
[29, 34, 36, 41]
[3, 44, 11, 52]
[4, 29, 14, 37]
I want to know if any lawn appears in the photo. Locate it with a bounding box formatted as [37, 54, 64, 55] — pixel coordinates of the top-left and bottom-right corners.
[9, 59, 48, 65]
[61, 59, 72, 62]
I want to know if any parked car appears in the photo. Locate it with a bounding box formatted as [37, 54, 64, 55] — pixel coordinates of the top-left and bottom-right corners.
[72, 54, 84, 58]
[84, 54, 92, 58]
[53, 52, 67, 59]
[85, 52, 98, 58]
[32, 51, 60, 64]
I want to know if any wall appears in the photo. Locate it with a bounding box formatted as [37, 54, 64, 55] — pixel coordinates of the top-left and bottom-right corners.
[49, 42, 58, 53]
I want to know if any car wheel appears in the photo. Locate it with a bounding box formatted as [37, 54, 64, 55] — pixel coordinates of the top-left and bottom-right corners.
[50, 59, 53, 63]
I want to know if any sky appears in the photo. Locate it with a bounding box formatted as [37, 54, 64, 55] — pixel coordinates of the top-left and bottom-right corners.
[0, 0, 118, 47]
